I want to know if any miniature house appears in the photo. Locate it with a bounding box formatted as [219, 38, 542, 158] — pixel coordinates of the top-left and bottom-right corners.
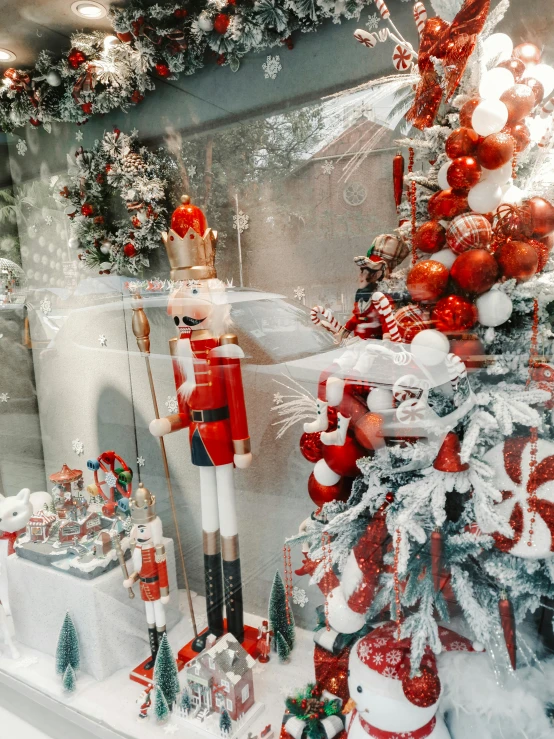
[58, 512, 101, 544]
[184, 633, 256, 722]
[27, 511, 57, 543]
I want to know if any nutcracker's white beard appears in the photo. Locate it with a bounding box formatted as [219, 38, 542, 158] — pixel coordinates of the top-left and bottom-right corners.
[177, 337, 196, 402]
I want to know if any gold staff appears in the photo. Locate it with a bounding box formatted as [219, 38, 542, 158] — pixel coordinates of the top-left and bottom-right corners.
[131, 293, 198, 638]
[113, 532, 135, 599]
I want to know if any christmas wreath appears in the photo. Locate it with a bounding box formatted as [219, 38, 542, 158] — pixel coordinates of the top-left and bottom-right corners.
[0, 0, 367, 133]
[58, 128, 168, 274]
[283, 684, 344, 739]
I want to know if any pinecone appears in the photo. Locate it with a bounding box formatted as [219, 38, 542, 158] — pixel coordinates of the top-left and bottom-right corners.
[120, 152, 146, 175]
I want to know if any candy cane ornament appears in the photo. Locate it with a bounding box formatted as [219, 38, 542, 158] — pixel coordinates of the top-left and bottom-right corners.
[372, 292, 402, 343]
[413, 1, 427, 35]
[375, 0, 390, 20]
[445, 353, 468, 404]
[310, 305, 343, 334]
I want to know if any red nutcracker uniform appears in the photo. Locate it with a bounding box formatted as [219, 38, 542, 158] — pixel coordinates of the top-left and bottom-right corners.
[136, 543, 169, 602]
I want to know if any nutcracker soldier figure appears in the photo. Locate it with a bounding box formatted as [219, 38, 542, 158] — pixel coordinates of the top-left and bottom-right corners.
[256, 620, 272, 663]
[149, 195, 251, 649]
[123, 483, 170, 670]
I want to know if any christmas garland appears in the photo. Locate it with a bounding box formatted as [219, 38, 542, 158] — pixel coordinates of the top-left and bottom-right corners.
[284, 684, 343, 739]
[57, 128, 168, 273]
[0, 0, 369, 133]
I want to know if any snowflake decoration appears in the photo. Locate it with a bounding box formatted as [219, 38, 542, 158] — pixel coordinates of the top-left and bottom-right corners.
[372, 653, 384, 665]
[366, 12, 380, 29]
[293, 286, 306, 302]
[40, 298, 52, 315]
[292, 586, 308, 608]
[0, 393, 9, 403]
[273, 392, 284, 405]
[233, 211, 249, 234]
[321, 160, 335, 175]
[98, 334, 107, 346]
[188, 164, 197, 178]
[137, 456, 145, 467]
[130, 128, 139, 137]
[165, 396, 178, 414]
[75, 130, 84, 142]
[105, 471, 117, 488]
[29, 224, 37, 234]
[72, 438, 84, 456]
[16, 139, 27, 156]
[262, 55, 282, 80]
[386, 649, 403, 666]
[358, 642, 373, 660]
[218, 231, 227, 247]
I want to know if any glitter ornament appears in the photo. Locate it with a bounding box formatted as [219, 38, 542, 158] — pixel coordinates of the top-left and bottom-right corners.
[529, 238, 551, 272]
[477, 132, 514, 170]
[498, 57, 526, 82]
[527, 196, 554, 237]
[402, 666, 441, 708]
[299, 432, 324, 463]
[427, 189, 468, 220]
[521, 76, 545, 105]
[354, 412, 385, 450]
[459, 98, 480, 128]
[496, 240, 538, 281]
[445, 127, 480, 159]
[413, 221, 446, 253]
[513, 42, 541, 66]
[510, 122, 531, 153]
[500, 84, 537, 124]
[406, 260, 449, 302]
[307, 472, 347, 507]
[433, 432, 469, 472]
[450, 249, 499, 294]
[432, 295, 477, 332]
[67, 48, 86, 69]
[446, 156, 481, 189]
[446, 213, 492, 254]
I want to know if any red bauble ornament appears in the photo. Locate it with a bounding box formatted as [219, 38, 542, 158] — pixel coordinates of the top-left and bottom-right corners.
[29, 118, 40, 127]
[322, 436, 365, 478]
[80, 203, 94, 217]
[81, 102, 92, 115]
[402, 666, 441, 708]
[406, 260, 449, 303]
[213, 13, 230, 34]
[131, 90, 144, 104]
[521, 76, 545, 105]
[527, 196, 554, 237]
[174, 8, 188, 17]
[395, 303, 430, 342]
[528, 238, 551, 272]
[432, 295, 477, 333]
[450, 249, 499, 294]
[446, 156, 481, 189]
[67, 48, 86, 69]
[445, 127, 480, 159]
[427, 189, 469, 220]
[354, 413, 385, 451]
[509, 122, 531, 153]
[459, 98, 481, 128]
[433, 431, 469, 472]
[170, 195, 208, 237]
[498, 57, 526, 82]
[393, 152, 405, 209]
[300, 432, 324, 463]
[446, 213, 492, 254]
[413, 221, 446, 253]
[124, 243, 137, 258]
[155, 62, 170, 78]
[500, 84, 537, 124]
[513, 42, 541, 66]
[495, 240, 538, 281]
[307, 473, 348, 507]
[449, 334, 486, 371]
[477, 132, 514, 170]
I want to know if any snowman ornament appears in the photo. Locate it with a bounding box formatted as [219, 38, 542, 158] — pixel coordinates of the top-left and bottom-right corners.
[346, 623, 482, 739]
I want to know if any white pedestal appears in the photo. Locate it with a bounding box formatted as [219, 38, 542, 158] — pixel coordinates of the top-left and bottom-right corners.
[7, 537, 181, 681]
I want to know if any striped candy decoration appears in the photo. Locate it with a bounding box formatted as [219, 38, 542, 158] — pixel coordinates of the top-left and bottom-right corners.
[445, 352, 468, 402]
[354, 28, 378, 48]
[374, 0, 390, 20]
[392, 43, 413, 71]
[392, 373, 424, 403]
[541, 95, 554, 118]
[413, 1, 427, 34]
[372, 291, 402, 342]
[310, 305, 342, 334]
[539, 121, 554, 148]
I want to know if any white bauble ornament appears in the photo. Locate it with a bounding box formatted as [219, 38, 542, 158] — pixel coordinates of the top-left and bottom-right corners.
[429, 248, 456, 269]
[197, 12, 214, 31]
[437, 161, 451, 190]
[479, 67, 515, 100]
[468, 180, 503, 213]
[528, 63, 554, 98]
[46, 71, 62, 87]
[367, 387, 394, 412]
[313, 459, 340, 486]
[472, 100, 509, 136]
[410, 329, 449, 366]
[327, 586, 366, 634]
[100, 241, 111, 255]
[68, 236, 79, 249]
[484, 437, 554, 559]
[481, 160, 512, 185]
[482, 33, 513, 65]
[500, 183, 524, 205]
[476, 290, 513, 327]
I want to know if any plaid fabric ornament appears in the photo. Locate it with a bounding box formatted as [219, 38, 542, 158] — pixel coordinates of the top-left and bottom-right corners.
[446, 213, 492, 254]
[395, 303, 431, 342]
[355, 234, 410, 276]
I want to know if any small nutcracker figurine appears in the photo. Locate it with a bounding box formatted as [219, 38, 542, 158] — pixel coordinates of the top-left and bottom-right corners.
[122, 483, 170, 669]
[256, 620, 273, 663]
[138, 684, 153, 719]
[150, 195, 252, 648]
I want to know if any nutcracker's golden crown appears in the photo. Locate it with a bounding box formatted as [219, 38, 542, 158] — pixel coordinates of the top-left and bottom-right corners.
[162, 195, 218, 281]
[130, 482, 156, 523]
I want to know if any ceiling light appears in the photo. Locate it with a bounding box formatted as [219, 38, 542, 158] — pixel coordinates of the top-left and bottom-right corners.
[71, 1, 107, 19]
[0, 49, 16, 62]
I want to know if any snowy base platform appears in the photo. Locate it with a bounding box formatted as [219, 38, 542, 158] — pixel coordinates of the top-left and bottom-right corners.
[6, 537, 180, 681]
[178, 701, 265, 739]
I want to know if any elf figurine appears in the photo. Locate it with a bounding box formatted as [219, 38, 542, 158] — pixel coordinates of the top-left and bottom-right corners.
[256, 620, 272, 663]
[150, 195, 251, 649]
[123, 483, 170, 670]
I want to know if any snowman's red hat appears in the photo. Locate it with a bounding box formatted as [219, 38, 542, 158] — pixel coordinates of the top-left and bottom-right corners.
[354, 623, 483, 707]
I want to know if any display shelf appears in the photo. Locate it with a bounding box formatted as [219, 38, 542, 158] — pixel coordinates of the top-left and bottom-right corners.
[0, 592, 316, 739]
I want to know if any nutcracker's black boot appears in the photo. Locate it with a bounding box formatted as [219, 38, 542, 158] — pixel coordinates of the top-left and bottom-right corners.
[143, 627, 158, 670]
[223, 535, 244, 643]
[192, 550, 225, 652]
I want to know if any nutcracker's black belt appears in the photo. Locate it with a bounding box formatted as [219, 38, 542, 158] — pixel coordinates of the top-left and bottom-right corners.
[191, 406, 229, 423]
[140, 575, 159, 584]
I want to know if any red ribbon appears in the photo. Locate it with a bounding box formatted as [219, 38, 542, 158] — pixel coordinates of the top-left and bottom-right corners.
[0, 530, 22, 556]
[358, 712, 437, 739]
[131, 16, 162, 45]
[72, 63, 100, 104]
[3, 68, 38, 109]
[406, 0, 490, 130]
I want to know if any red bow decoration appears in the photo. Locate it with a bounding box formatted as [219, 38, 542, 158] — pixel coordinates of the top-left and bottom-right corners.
[406, 0, 491, 130]
[166, 30, 188, 55]
[3, 68, 38, 109]
[0, 530, 22, 556]
[131, 16, 162, 45]
[72, 63, 101, 105]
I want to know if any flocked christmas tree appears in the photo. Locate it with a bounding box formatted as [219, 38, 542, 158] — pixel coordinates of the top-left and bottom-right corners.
[56, 612, 80, 678]
[219, 708, 232, 736]
[62, 664, 77, 694]
[268, 571, 295, 656]
[179, 687, 192, 717]
[153, 685, 170, 724]
[284, 0, 554, 681]
[153, 633, 180, 710]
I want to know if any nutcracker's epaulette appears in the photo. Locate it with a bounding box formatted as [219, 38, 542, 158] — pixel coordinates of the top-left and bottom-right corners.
[209, 333, 245, 359]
